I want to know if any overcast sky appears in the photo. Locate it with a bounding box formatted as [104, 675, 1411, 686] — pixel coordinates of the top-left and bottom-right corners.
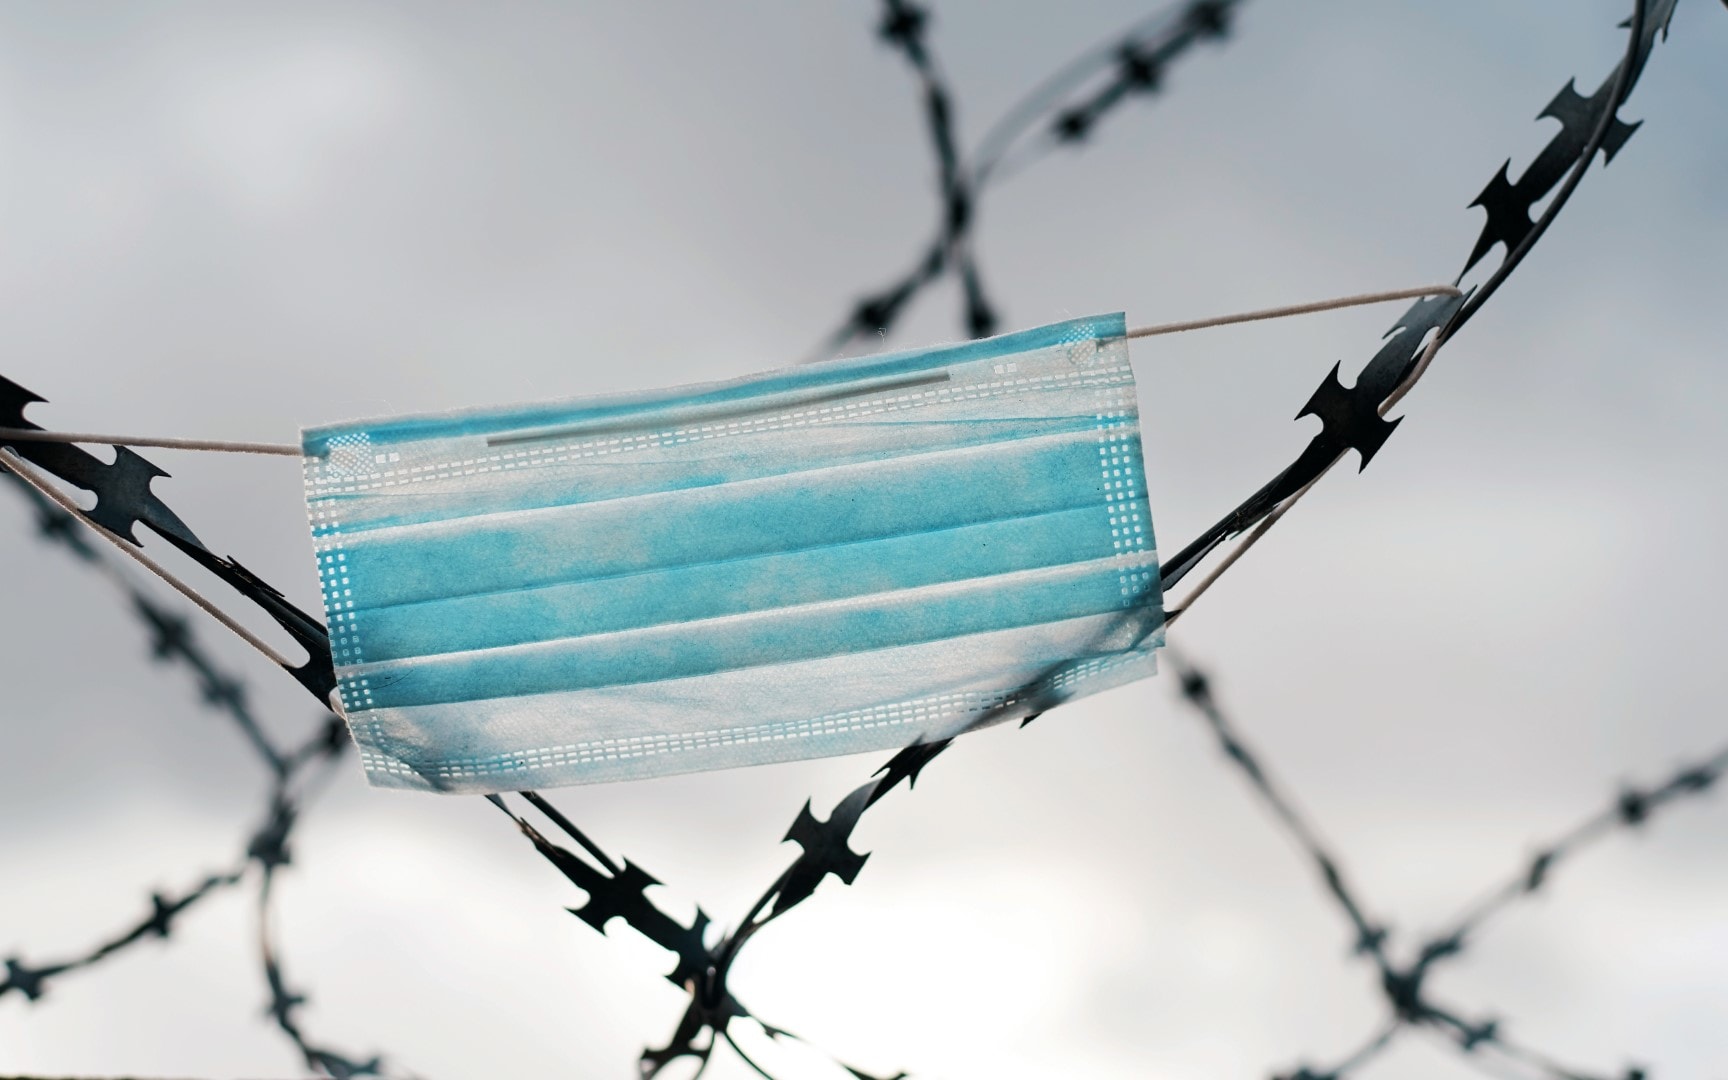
[2, 2, 1725, 1079]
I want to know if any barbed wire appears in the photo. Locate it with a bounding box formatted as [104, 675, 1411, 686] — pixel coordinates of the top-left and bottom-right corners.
[485, 2, 1712, 1077]
[0, 472, 410, 1080]
[0, 2, 1241, 1073]
[1, 1, 1721, 1078]
[811, 0, 1241, 360]
[1167, 648, 1725, 1080]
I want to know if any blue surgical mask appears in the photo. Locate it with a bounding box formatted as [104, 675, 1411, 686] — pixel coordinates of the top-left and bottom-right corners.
[301, 313, 1162, 793]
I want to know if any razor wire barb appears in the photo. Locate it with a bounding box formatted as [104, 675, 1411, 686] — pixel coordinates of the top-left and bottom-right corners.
[0, 3, 1241, 1075]
[490, 2, 1711, 1077]
[1167, 648, 1725, 1080]
[812, 0, 1241, 360]
[0, 472, 410, 1080]
[1, 0, 1722, 1078]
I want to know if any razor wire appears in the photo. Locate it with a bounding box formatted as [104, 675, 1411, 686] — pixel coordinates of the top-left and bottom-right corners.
[812, 0, 1240, 360]
[0, 473, 411, 1080]
[0, 4, 1249, 1074]
[1166, 648, 1726, 1080]
[1, 1, 1723, 1078]
[485, 2, 1714, 1075]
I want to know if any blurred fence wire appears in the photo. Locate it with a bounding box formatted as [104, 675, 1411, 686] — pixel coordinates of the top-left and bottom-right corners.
[1166, 649, 1726, 1080]
[1, 1, 1722, 1079]
[0, 471, 410, 1080]
[811, 0, 1240, 360]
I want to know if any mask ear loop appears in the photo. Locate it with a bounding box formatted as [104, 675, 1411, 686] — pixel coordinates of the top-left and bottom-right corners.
[1125, 284, 1459, 340]
[1145, 287, 1460, 626]
[0, 282, 1457, 665]
[0, 446, 299, 669]
[0, 429, 300, 455]
[0, 283, 1460, 459]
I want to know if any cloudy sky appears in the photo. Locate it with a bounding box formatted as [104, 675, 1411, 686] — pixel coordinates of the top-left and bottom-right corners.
[2, 2, 1725, 1079]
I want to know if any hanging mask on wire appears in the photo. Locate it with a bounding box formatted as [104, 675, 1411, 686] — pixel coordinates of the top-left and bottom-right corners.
[3, 284, 1455, 794]
[301, 313, 1162, 793]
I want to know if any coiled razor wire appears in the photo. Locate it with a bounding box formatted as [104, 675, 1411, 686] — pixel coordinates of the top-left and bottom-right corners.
[2, 1, 1723, 1077]
[811, 0, 1241, 360]
[0, 473, 409, 1080]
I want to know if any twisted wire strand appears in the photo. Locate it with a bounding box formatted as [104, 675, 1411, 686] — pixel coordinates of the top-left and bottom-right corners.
[810, 0, 1244, 361]
[0, 472, 411, 1079]
[445, 3, 1708, 1078]
[1168, 645, 1720, 1080]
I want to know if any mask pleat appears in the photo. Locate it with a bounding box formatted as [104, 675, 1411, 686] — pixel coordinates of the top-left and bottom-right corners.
[355, 609, 1161, 790]
[353, 502, 1122, 661]
[312, 412, 1102, 537]
[351, 553, 1155, 709]
[338, 429, 1115, 609]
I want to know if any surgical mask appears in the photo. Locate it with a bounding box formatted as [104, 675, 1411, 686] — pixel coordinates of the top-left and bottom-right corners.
[301, 313, 1162, 793]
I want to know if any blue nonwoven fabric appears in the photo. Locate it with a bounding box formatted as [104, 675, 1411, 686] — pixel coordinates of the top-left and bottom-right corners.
[301, 314, 1163, 793]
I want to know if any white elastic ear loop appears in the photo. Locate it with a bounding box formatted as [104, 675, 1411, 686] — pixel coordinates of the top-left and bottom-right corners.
[0, 282, 1462, 643]
[1163, 313, 1453, 625]
[1125, 284, 1460, 340]
[0, 428, 300, 455]
[0, 284, 1461, 458]
[0, 447, 299, 670]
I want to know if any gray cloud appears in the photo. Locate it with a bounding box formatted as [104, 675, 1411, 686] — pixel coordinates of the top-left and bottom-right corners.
[2, 2, 1725, 1078]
